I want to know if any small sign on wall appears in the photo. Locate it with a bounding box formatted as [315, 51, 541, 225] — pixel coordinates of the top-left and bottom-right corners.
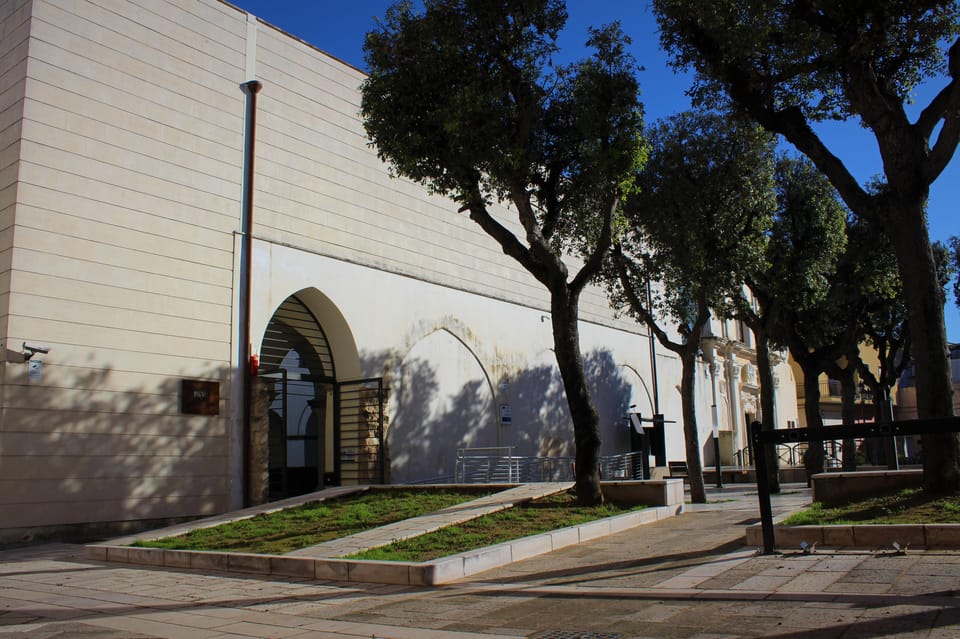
[181, 380, 220, 415]
[499, 403, 512, 425]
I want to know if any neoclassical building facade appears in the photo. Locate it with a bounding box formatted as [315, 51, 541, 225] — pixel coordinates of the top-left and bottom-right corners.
[0, 0, 798, 543]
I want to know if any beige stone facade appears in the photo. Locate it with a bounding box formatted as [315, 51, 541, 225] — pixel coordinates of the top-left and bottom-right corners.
[0, 0, 799, 543]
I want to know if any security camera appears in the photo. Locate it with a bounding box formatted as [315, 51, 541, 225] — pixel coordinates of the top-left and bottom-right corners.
[23, 342, 50, 356]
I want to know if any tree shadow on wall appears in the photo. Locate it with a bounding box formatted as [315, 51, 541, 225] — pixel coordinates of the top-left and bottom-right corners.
[378, 348, 634, 484]
[0, 358, 233, 546]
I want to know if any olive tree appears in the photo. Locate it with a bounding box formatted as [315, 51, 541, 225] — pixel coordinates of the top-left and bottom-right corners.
[609, 111, 775, 503]
[361, 0, 645, 504]
[741, 155, 848, 479]
[739, 155, 848, 485]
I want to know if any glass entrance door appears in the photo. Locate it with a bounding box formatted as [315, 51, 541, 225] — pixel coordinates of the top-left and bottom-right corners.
[284, 377, 327, 496]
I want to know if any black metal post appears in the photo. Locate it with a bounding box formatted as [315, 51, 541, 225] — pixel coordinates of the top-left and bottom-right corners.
[751, 420, 776, 554]
[881, 392, 899, 470]
[714, 433, 723, 488]
[653, 413, 666, 467]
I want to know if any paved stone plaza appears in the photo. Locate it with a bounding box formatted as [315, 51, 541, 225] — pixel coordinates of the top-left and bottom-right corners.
[3, 485, 960, 638]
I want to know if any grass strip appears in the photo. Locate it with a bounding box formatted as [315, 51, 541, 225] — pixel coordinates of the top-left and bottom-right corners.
[131, 489, 489, 554]
[348, 492, 645, 562]
[782, 488, 960, 526]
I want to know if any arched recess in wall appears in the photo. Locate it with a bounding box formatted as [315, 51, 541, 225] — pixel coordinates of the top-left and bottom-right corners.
[255, 288, 363, 500]
[387, 328, 496, 484]
[619, 365, 655, 417]
[279, 288, 361, 379]
[617, 364, 655, 451]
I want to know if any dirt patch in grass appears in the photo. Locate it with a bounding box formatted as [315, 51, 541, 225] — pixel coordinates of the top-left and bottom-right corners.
[782, 488, 960, 526]
[348, 492, 644, 562]
[131, 489, 489, 555]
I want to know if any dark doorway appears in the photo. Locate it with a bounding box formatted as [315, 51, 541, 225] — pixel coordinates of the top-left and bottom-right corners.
[260, 294, 336, 500]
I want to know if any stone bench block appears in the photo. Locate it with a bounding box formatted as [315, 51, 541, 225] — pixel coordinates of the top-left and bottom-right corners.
[812, 470, 923, 506]
[601, 479, 684, 507]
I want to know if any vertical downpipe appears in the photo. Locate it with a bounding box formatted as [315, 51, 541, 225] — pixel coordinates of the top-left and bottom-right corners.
[646, 278, 660, 416]
[239, 79, 262, 506]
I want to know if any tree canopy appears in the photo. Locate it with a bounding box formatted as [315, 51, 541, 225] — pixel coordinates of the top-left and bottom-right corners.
[946, 236, 960, 309]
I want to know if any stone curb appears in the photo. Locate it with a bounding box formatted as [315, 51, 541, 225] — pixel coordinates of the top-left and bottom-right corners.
[84, 503, 683, 586]
[745, 517, 960, 549]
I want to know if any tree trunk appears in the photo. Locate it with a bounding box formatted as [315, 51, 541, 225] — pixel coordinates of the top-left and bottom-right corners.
[680, 348, 707, 503]
[753, 330, 781, 493]
[878, 386, 899, 468]
[888, 205, 959, 493]
[801, 361, 825, 486]
[837, 365, 858, 472]
[550, 288, 603, 506]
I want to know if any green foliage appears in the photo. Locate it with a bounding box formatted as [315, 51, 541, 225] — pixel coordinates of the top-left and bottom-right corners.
[361, 0, 645, 258]
[131, 489, 486, 555]
[760, 156, 848, 315]
[612, 110, 776, 336]
[746, 156, 870, 357]
[654, 1, 960, 123]
[953, 236, 960, 308]
[781, 488, 960, 525]
[937, 236, 960, 308]
[348, 492, 639, 562]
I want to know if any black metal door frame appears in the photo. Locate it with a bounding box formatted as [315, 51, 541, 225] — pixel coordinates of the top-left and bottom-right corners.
[260, 367, 338, 497]
[335, 377, 385, 485]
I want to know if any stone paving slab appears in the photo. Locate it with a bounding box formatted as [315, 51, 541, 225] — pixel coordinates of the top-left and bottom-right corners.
[9, 484, 960, 638]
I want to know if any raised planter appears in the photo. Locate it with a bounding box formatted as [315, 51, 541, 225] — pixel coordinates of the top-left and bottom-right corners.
[87, 502, 684, 586]
[745, 520, 960, 549]
[746, 469, 960, 549]
[600, 479, 684, 507]
[812, 469, 922, 506]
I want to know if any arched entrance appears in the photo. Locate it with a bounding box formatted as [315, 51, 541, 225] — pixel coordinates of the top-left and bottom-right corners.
[259, 294, 336, 499]
[253, 291, 385, 501]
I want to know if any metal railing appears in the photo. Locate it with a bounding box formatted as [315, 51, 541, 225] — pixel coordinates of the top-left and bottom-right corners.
[736, 442, 843, 469]
[454, 448, 646, 483]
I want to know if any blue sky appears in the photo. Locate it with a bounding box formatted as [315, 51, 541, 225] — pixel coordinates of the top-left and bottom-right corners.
[230, 0, 960, 341]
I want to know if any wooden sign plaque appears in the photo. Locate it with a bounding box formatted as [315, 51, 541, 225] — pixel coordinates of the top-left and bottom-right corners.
[181, 379, 220, 415]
